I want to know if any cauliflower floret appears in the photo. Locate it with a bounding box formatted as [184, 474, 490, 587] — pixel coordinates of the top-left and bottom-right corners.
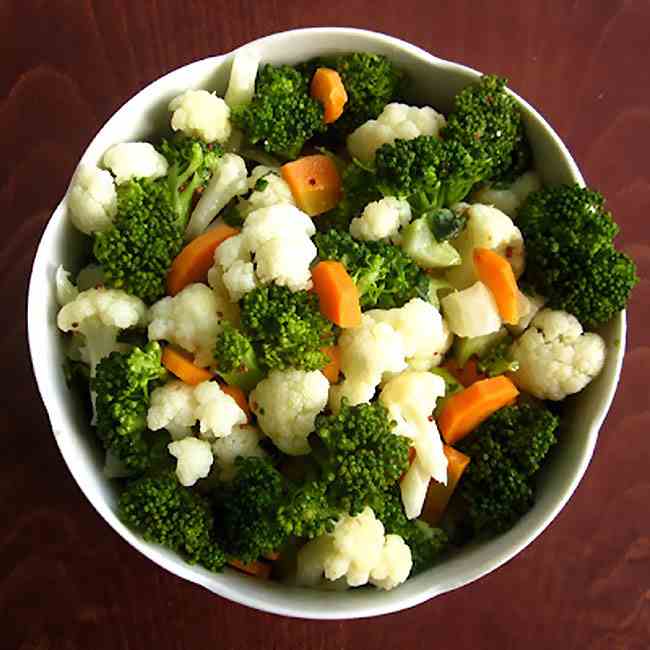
[147, 381, 197, 440]
[102, 142, 169, 185]
[369, 534, 413, 591]
[169, 89, 232, 144]
[67, 164, 117, 235]
[510, 309, 606, 401]
[168, 437, 213, 487]
[441, 281, 502, 338]
[446, 203, 525, 290]
[348, 103, 446, 164]
[185, 153, 248, 240]
[508, 291, 546, 336]
[147, 379, 247, 441]
[148, 283, 225, 367]
[471, 171, 542, 219]
[211, 425, 266, 480]
[211, 203, 317, 300]
[250, 369, 329, 455]
[224, 49, 260, 109]
[237, 166, 295, 217]
[400, 460, 431, 521]
[57, 287, 147, 372]
[55, 265, 78, 306]
[366, 298, 453, 371]
[349, 197, 412, 242]
[206, 263, 240, 324]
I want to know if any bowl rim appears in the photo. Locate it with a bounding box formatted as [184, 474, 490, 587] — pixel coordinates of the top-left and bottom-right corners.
[27, 26, 626, 620]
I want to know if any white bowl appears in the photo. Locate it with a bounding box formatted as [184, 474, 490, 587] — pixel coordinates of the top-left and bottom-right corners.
[27, 27, 625, 619]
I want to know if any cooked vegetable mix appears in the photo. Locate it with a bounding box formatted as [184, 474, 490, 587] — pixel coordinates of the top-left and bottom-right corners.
[56, 49, 636, 592]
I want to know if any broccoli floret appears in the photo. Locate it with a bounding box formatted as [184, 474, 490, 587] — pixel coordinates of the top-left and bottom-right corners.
[232, 64, 325, 160]
[442, 74, 526, 180]
[518, 184, 637, 327]
[92, 342, 167, 472]
[313, 402, 410, 515]
[212, 323, 264, 391]
[315, 228, 432, 309]
[93, 137, 222, 302]
[119, 472, 226, 572]
[453, 402, 559, 537]
[476, 336, 519, 377]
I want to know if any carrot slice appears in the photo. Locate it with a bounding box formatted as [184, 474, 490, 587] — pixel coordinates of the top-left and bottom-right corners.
[321, 345, 341, 383]
[310, 67, 348, 124]
[421, 446, 471, 525]
[441, 357, 487, 387]
[311, 261, 361, 328]
[220, 383, 251, 421]
[228, 559, 271, 579]
[281, 154, 342, 217]
[162, 347, 213, 385]
[473, 248, 519, 325]
[167, 224, 239, 296]
[438, 376, 519, 444]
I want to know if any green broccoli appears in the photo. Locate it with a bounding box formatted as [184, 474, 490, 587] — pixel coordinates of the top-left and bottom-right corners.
[93, 137, 223, 303]
[476, 336, 519, 377]
[212, 323, 264, 391]
[442, 74, 526, 181]
[92, 342, 167, 472]
[214, 285, 334, 378]
[119, 472, 226, 572]
[314, 228, 434, 309]
[452, 402, 559, 538]
[232, 64, 325, 159]
[518, 184, 637, 327]
[312, 402, 410, 515]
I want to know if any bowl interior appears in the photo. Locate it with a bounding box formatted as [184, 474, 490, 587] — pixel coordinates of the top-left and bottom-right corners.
[27, 27, 625, 619]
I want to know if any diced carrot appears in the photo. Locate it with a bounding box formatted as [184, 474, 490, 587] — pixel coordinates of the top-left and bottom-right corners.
[421, 446, 471, 525]
[311, 261, 362, 328]
[228, 559, 272, 579]
[162, 347, 213, 385]
[438, 376, 520, 445]
[441, 357, 487, 387]
[473, 248, 519, 325]
[281, 154, 342, 217]
[263, 551, 280, 561]
[167, 224, 239, 296]
[321, 346, 341, 383]
[310, 67, 348, 124]
[220, 383, 251, 421]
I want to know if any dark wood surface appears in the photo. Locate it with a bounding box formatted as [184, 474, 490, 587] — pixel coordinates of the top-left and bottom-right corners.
[2, 1, 649, 648]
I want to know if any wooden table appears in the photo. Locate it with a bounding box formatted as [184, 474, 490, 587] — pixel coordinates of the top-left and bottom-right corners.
[2, 1, 648, 648]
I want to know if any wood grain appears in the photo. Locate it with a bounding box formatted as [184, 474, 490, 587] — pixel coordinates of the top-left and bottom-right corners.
[2, 1, 649, 648]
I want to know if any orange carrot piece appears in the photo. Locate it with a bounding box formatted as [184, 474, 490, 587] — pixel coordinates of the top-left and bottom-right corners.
[473, 248, 519, 325]
[167, 224, 239, 296]
[438, 376, 520, 445]
[228, 559, 272, 579]
[220, 384, 251, 421]
[441, 357, 487, 387]
[321, 346, 341, 383]
[263, 551, 281, 561]
[162, 347, 213, 385]
[281, 154, 342, 217]
[421, 446, 471, 525]
[311, 260, 362, 328]
[310, 67, 348, 124]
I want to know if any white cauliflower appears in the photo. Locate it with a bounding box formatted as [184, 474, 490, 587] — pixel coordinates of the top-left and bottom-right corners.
[510, 309, 606, 401]
[236, 166, 295, 218]
[168, 437, 213, 487]
[347, 103, 446, 164]
[400, 461, 432, 522]
[147, 379, 247, 440]
[148, 283, 226, 367]
[224, 49, 260, 108]
[102, 142, 169, 185]
[508, 291, 546, 336]
[446, 203, 525, 290]
[441, 282, 502, 338]
[250, 369, 329, 455]
[212, 425, 266, 480]
[55, 266, 78, 306]
[169, 89, 232, 144]
[471, 171, 542, 219]
[211, 203, 317, 300]
[56, 287, 147, 373]
[67, 164, 117, 235]
[296, 507, 412, 591]
[185, 153, 248, 240]
[349, 197, 412, 242]
[206, 263, 240, 324]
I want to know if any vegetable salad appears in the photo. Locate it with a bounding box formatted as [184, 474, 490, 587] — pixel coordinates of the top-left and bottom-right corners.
[55, 49, 636, 591]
